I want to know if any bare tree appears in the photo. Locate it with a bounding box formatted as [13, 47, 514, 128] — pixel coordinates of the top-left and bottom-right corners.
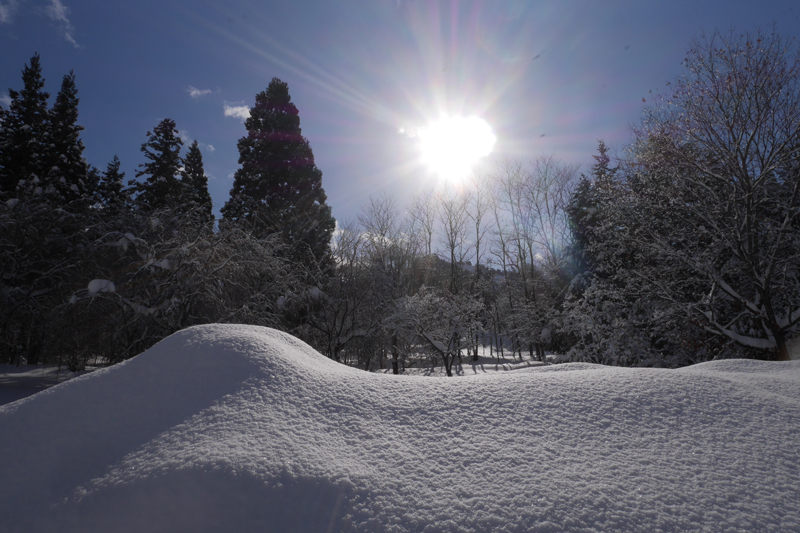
[358, 194, 420, 373]
[437, 186, 472, 295]
[408, 189, 439, 257]
[467, 173, 494, 283]
[298, 219, 383, 363]
[522, 156, 578, 273]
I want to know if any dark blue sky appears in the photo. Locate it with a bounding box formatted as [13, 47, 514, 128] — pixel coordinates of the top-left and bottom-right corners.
[2, 0, 798, 223]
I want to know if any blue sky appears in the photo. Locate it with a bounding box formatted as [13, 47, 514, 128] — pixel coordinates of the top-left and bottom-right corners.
[2, 0, 798, 223]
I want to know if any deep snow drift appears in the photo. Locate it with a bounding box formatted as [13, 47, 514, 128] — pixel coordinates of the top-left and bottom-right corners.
[1, 325, 798, 533]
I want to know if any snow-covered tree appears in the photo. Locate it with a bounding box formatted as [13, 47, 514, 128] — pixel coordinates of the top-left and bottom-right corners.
[391, 287, 482, 376]
[62, 212, 296, 365]
[560, 29, 800, 365]
[625, 28, 800, 361]
[0, 192, 92, 365]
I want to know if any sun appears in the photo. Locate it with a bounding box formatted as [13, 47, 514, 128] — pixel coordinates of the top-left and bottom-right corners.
[418, 116, 496, 182]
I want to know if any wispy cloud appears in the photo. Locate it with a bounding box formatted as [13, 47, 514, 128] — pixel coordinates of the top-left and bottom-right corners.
[187, 86, 212, 100]
[46, 0, 80, 48]
[0, 93, 11, 108]
[0, 1, 20, 24]
[224, 103, 250, 121]
[179, 130, 215, 153]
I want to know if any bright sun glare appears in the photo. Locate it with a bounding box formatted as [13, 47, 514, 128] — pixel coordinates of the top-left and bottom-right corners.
[418, 116, 496, 182]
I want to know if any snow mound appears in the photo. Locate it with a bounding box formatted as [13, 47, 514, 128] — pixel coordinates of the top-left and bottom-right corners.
[87, 278, 116, 295]
[1, 324, 799, 532]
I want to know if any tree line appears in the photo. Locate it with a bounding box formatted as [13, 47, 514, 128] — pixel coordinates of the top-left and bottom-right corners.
[1, 27, 798, 372]
[0, 57, 333, 369]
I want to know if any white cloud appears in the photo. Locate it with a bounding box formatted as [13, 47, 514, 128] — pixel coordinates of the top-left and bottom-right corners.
[187, 86, 212, 100]
[46, 0, 80, 49]
[179, 130, 215, 154]
[0, 1, 19, 24]
[224, 103, 250, 121]
[0, 93, 11, 108]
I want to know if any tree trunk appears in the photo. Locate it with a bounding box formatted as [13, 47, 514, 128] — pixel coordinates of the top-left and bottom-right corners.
[775, 330, 791, 361]
[391, 332, 400, 374]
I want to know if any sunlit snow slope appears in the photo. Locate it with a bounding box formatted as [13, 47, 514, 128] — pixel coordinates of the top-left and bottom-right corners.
[1, 324, 798, 532]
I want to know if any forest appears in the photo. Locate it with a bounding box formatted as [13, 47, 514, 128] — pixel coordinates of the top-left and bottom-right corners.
[1, 28, 798, 372]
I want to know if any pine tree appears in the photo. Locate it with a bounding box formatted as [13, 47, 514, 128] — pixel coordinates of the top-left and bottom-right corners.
[0, 53, 50, 195]
[98, 155, 127, 209]
[566, 140, 618, 273]
[129, 118, 184, 212]
[221, 78, 335, 267]
[45, 71, 91, 205]
[181, 140, 213, 222]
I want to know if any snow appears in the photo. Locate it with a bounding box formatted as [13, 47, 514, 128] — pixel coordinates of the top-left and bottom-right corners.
[87, 279, 115, 295]
[0, 364, 86, 406]
[1, 324, 798, 532]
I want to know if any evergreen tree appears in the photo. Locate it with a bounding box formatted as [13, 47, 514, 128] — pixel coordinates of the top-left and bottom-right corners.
[98, 155, 127, 209]
[221, 78, 335, 268]
[128, 118, 184, 211]
[0, 53, 50, 195]
[45, 71, 92, 204]
[566, 140, 618, 274]
[181, 140, 214, 222]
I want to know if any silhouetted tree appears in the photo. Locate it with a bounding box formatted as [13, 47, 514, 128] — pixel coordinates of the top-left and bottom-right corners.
[45, 71, 92, 205]
[181, 140, 213, 223]
[221, 78, 335, 269]
[0, 53, 49, 195]
[97, 155, 127, 210]
[128, 118, 184, 212]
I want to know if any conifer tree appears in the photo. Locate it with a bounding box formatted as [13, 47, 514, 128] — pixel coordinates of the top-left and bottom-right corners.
[46, 71, 92, 204]
[0, 53, 50, 195]
[181, 140, 213, 222]
[98, 155, 127, 210]
[129, 118, 184, 211]
[221, 78, 335, 268]
[566, 140, 618, 273]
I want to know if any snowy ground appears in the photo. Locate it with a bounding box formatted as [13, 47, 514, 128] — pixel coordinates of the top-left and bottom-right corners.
[380, 346, 550, 376]
[0, 364, 86, 406]
[1, 324, 798, 532]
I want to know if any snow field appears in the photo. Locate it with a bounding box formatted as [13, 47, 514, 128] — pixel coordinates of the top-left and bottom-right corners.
[1, 324, 798, 532]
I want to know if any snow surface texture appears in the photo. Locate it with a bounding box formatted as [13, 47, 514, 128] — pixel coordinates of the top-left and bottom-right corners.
[1, 325, 798, 533]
